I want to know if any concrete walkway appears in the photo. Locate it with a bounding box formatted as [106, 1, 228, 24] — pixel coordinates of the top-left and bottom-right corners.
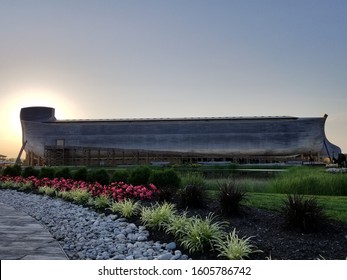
[0, 203, 68, 260]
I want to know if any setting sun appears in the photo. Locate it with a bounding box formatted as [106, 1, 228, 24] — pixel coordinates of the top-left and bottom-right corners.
[0, 87, 79, 159]
[1, 0, 346, 160]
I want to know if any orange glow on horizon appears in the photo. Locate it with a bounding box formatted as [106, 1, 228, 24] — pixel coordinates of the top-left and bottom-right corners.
[0, 87, 81, 158]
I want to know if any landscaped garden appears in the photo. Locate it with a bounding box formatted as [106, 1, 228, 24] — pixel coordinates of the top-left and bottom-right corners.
[0, 164, 346, 259]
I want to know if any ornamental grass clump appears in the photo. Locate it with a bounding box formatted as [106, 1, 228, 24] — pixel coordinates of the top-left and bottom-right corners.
[179, 213, 226, 254]
[69, 188, 92, 205]
[0, 179, 14, 189]
[281, 194, 328, 233]
[19, 181, 33, 191]
[93, 194, 111, 210]
[217, 181, 247, 216]
[179, 184, 207, 208]
[180, 172, 206, 188]
[57, 190, 73, 201]
[108, 199, 140, 218]
[140, 202, 176, 230]
[268, 166, 347, 196]
[216, 228, 261, 260]
[165, 212, 192, 240]
[38, 186, 56, 197]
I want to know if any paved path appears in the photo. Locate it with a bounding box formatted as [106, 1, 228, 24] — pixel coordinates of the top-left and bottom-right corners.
[0, 203, 68, 260]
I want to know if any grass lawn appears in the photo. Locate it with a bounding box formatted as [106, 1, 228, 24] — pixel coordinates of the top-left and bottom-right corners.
[206, 188, 347, 223]
[244, 193, 347, 224]
[204, 167, 347, 224]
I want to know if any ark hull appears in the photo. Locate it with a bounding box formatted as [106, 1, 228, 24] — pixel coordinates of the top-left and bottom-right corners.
[20, 107, 341, 166]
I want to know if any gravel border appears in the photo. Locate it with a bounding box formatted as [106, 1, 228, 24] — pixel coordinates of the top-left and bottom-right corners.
[0, 189, 189, 260]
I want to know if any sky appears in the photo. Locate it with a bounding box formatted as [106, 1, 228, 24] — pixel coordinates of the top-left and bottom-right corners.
[0, 0, 346, 159]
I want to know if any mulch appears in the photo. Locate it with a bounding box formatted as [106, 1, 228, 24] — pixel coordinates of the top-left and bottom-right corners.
[133, 199, 347, 260]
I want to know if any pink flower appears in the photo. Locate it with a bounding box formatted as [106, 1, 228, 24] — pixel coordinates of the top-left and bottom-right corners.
[126, 185, 133, 193]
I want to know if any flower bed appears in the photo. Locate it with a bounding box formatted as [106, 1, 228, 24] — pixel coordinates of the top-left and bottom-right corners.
[1, 174, 346, 260]
[0, 175, 158, 202]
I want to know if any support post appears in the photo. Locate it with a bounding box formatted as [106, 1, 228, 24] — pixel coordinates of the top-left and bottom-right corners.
[15, 140, 27, 164]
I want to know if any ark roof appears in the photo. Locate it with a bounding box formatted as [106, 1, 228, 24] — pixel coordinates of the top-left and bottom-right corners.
[49, 115, 299, 123]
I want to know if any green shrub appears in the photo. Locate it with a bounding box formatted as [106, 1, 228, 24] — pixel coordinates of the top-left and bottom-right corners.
[148, 169, 181, 188]
[39, 167, 55, 179]
[281, 194, 328, 233]
[217, 181, 247, 216]
[216, 228, 261, 260]
[15, 165, 23, 176]
[3, 165, 22, 177]
[111, 169, 130, 183]
[129, 166, 152, 185]
[179, 213, 226, 254]
[108, 199, 140, 218]
[73, 167, 88, 181]
[140, 202, 176, 230]
[178, 184, 207, 208]
[87, 169, 110, 185]
[22, 166, 40, 178]
[55, 167, 72, 179]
